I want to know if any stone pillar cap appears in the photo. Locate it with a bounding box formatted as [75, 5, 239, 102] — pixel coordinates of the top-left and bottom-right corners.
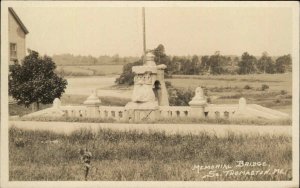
[84, 91, 101, 105]
[144, 51, 156, 66]
[238, 97, 247, 109]
[157, 64, 167, 70]
[52, 98, 61, 109]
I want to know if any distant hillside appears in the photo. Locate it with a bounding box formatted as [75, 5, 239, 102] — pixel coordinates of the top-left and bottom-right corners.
[52, 54, 140, 66]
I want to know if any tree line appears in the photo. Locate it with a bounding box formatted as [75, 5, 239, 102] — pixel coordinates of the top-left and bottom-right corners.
[52, 54, 139, 66]
[116, 44, 292, 85]
[154, 44, 292, 76]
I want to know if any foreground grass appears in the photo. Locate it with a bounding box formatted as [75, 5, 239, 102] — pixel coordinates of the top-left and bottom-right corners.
[9, 127, 292, 181]
[18, 116, 292, 125]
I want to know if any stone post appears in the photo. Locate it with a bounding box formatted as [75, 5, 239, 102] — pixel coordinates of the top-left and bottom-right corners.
[188, 87, 207, 118]
[52, 98, 61, 109]
[84, 90, 101, 118]
[238, 97, 247, 110]
[232, 97, 249, 119]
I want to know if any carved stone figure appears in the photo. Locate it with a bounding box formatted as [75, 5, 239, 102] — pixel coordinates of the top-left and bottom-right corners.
[189, 87, 207, 106]
[131, 72, 156, 102]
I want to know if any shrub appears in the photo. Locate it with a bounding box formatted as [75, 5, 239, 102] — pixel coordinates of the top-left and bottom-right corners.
[168, 87, 194, 106]
[275, 99, 281, 103]
[280, 90, 288, 95]
[261, 84, 269, 91]
[244, 85, 252, 90]
[206, 97, 212, 103]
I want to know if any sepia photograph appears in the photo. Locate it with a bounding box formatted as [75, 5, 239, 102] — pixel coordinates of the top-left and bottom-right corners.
[1, 1, 299, 188]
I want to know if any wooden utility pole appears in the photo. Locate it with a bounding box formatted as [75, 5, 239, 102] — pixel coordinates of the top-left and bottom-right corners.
[142, 7, 146, 62]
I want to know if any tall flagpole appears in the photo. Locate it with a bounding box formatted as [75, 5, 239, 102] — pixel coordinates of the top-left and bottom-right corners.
[142, 7, 146, 63]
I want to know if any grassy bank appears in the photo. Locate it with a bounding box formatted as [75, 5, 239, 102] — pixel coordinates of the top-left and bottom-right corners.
[9, 127, 292, 181]
[56, 65, 124, 77]
[167, 73, 292, 115]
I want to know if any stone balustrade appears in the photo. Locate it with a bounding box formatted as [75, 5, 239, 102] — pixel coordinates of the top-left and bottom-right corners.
[159, 106, 191, 118]
[61, 106, 88, 118]
[205, 104, 238, 119]
[98, 106, 126, 120]
[24, 88, 289, 121]
[46, 104, 239, 120]
[61, 106, 126, 121]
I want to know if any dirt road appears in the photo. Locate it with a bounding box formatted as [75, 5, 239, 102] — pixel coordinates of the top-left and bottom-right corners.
[9, 121, 292, 137]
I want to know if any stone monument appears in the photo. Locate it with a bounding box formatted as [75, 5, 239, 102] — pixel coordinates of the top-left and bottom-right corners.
[84, 90, 101, 118]
[188, 87, 207, 118]
[125, 51, 169, 122]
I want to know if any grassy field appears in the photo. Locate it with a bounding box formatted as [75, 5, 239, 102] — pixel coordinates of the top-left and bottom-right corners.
[167, 73, 292, 115]
[9, 127, 292, 181]
[169, 73, 292, 92]
[56, 65, 123, 76]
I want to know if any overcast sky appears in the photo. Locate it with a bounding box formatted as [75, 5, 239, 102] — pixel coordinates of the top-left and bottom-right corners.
[14, 7, 293, 57]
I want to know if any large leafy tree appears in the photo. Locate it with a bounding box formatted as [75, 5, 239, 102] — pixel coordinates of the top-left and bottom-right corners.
[257, 52, 275, 74]
[208, 51, 226, 75]
[153, 44, 172, 76]
[275, 54, 292, 73]
[116, 44, 171, 85]
[200, 55, 210, 74]
[115, 59, 143, 85]
[238, 52, 257, 74]
[9, 50, 67, 110]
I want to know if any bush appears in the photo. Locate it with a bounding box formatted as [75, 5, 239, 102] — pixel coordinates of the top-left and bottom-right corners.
[280, 90, 287, 95]
[168, 87, 194, 106]
[275, 99, 281, 103]
[244, 85, 252, 90]
[206, 97, 212, 103]
[166, 82, 195, 106]
[261, 84, 269, 91]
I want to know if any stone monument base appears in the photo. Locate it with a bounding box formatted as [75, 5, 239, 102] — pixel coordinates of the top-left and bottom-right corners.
[125, 101, 159, 122]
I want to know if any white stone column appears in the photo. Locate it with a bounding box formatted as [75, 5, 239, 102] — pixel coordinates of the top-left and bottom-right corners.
[238, 97, 247, 111]
[52, 98, 61, 109]
[84, 90, 101, 118]
[189, 87, 207, 118]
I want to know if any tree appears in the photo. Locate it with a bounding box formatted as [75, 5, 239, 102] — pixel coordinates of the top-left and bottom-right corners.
[275, 54, 292, 73]
[238, 52, 257, 74]
[9, 50, 67, 110]
[257, 52, 275, 74]
[182, 59, 193, 75]
[153, 44, 166, 64]
[169, 56, 181, 74]
[208, 51, 226, 75]
[200, 56, 210, 74]
[115, 59, 143, 85]
[191, 55, 200, 74]
[153, 44, 172, 76]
